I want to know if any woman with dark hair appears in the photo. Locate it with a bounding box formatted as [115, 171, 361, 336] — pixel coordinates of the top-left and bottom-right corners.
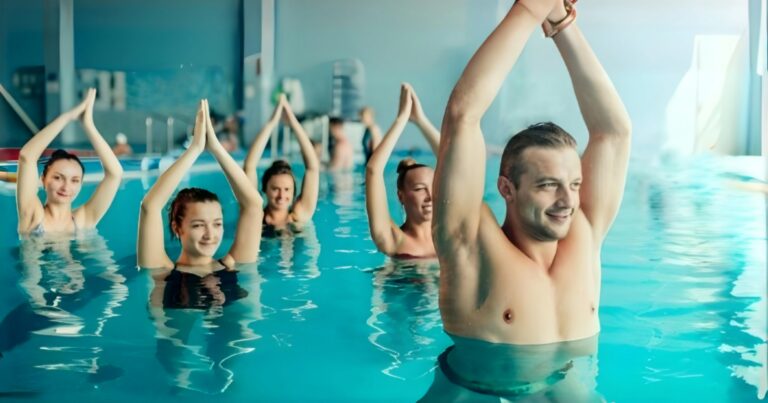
[365, 84, 440, 259]
[138, 100, 262, 308]
[16, 88, 123, 235]
[243, 94, 319, 229]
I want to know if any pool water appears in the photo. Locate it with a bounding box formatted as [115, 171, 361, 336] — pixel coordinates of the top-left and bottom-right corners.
[0, 153, 764, 402]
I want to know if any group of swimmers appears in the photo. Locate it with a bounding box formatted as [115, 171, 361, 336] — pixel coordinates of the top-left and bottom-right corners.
[16, 85, 445, 256]
[14, 0, 631, 361]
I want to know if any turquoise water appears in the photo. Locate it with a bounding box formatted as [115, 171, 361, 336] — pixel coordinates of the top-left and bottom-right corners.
[0, 153, 764, 402]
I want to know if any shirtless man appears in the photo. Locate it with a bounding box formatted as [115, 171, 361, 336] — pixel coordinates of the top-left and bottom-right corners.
[433, 0, 631, 345]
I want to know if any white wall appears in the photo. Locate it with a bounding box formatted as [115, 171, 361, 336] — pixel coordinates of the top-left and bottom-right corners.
[274, 0, 754, 157]
[276, 0, 493, 150]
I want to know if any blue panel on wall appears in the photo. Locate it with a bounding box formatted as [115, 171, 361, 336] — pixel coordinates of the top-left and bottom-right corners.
[125, 66, 233, 115]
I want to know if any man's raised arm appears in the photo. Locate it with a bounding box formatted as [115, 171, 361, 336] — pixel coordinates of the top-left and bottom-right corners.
[548, 2, 632, 241]
[434, 0, 556, 252]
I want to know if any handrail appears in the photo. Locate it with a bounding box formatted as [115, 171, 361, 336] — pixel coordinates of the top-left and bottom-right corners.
[145, 116, 154, 154]
[0, 83, 40, 135]
[144, 113, 194, 155]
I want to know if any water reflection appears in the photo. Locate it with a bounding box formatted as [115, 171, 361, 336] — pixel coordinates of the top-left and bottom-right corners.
[324, 169, 373, 270]
[420, 334, 603, 402]
[147, 263, 263, 394]
[259, 224, 321, 321]
[367, 259, 443, 380]
[329, 169, 367, 223]
[4, 231, 128, 382]
[600, 156, 766, 400]
[645, 159, 767, 398]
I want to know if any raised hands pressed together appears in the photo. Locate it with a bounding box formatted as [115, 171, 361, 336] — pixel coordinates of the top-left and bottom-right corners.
[365, 83, 439, 259]
[244, 94, 320, 229]
[16, 88, 123, 235]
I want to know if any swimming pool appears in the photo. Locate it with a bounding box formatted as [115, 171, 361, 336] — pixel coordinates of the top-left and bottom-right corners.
[0, 153, 764, 402]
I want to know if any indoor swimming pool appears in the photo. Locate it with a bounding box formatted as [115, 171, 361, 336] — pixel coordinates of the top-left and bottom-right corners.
[0, 153, 764, 402]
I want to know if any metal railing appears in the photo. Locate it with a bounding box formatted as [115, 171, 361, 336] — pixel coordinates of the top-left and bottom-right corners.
[0, 83, 40, 135]
[144, 113, 193, 155]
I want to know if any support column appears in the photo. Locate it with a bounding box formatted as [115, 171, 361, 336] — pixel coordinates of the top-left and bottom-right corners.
[242, 0, 275, 149]
[43, 0, 76, 144]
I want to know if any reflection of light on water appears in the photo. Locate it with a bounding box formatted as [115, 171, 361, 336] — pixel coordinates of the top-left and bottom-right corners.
[12, 230, 130, 385]
[52, 326, 84, 335]
[725, 343, 767, 400]
[721, 160, 767, 400]
[684, 287, 722, 303]
[151, 301, 264, 394]
[724, 222, 767, 399]
[34, 347, 104, 375]
[366, 261, 442, 380]
[280, 288, 318, 321]
[368, 268, 406, 380]
[600, 157, 766, 399]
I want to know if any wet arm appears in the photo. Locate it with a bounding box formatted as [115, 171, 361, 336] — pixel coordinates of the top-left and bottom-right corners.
[16, 95, 88, 232]
[204, 100, 263, 264]
[243, 98, 283, 185]
[409, 89, 440, 154]
[282, 98, 320, 222]
[365, 85, 412, 255]
[550, 4, 632, 240]
[137, 102, 207, 269]
[435, 2, 548, 250]
[79, 88, 124, 227]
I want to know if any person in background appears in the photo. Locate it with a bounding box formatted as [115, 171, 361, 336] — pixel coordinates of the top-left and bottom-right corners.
[112, 133, 133, 157]
[365, 84, 440, 260]
[328, 118, 354, 170]
[220, 116, 241, 152]
[209, 108, 241, 153]
[360, 106, 382, 163]
[244, 94, 320, 229]
[0, 170, 17, 183]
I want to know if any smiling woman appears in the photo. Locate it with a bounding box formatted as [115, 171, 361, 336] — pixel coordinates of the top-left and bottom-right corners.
[137, 100, 263, 309]
[364, 84, 440, 260]
[167, 187, 224, 263]
[15, 88, 123, 235]
[244, 94, 320, 231]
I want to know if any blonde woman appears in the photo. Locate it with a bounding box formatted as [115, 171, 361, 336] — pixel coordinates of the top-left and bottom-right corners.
[365, 84, 440, 259]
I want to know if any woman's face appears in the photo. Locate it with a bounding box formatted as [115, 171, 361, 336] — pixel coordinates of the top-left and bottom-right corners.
[43, 159, 83, 205]
[266, 174, 295, 211]
[398, 167, 434, 224]
[175, 201, 224, 258]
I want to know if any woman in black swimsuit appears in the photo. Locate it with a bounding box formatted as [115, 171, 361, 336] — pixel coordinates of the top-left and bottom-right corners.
[243, 94, 320, 232]
[138, 100, 263, 309]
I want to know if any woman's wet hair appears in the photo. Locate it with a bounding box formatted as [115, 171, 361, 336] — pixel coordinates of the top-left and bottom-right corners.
[168, 187, 220, 239]
[396, 158, 428, 190]
[261, 159, 296, 194]
[42, 149, 85, 177]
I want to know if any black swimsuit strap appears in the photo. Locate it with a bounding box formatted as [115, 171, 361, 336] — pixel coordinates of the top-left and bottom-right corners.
[217, 259, 231, 271]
